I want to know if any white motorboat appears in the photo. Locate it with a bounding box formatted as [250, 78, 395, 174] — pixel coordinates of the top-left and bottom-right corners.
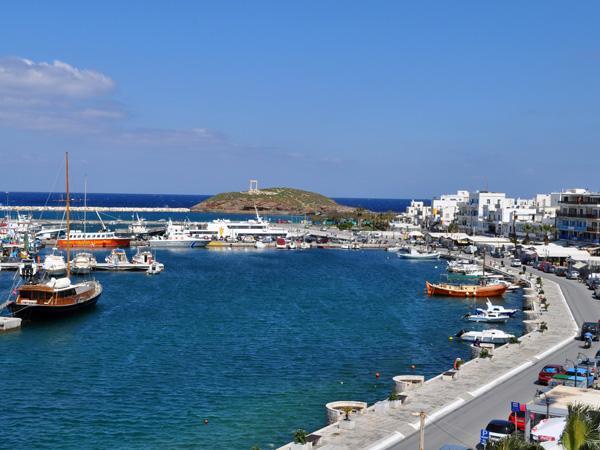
[43, 249, 67, 276]
[287, 240, 297, 250]
[103, 248, 131, 270]
[131, 247, 154, 265]
[464, 310, 511, 323]
[254, 240, 266, 249]
[18, 258, 38, 278]
[148, 220, 210, 248]
[386, 246, 403, 252]
[476, 299, 518, 317]
[456, 329, 515, 344]
[146, 261, 164, 275]
[397, 248, 440, 259]
[300, 241, 311, 250]
[70, 252, 97, 275]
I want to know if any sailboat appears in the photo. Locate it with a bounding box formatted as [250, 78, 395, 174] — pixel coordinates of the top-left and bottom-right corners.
[8, 152, 103, 320]
[70, 178, 98, 274]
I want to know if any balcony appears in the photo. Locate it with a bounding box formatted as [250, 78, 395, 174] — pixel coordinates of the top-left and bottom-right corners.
[557, 211, 600, 219]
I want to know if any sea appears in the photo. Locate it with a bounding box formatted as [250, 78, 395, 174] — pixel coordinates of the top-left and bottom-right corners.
[0, 193, 522, 450]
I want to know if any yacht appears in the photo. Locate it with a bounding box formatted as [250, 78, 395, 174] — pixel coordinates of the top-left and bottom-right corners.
[43, 249, 67, 276]
[70, 252, 97, 275]
[148, 220, 211, 248]
[200, 209, 287, 241]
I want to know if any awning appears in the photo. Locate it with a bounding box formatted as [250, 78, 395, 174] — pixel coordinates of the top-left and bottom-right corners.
[573, 261, 587, 270]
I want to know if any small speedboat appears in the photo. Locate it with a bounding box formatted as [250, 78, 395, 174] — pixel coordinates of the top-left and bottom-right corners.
[146, 261, 164, 275]
[71, 252, 97, 274]
[18, 258, 38, 278]
[476, 299, 518, 317]
[300, 242, 311, 250]
[103, 248, 130, 270]
[464, 310, 510, 323]
[456, 329, 515, 344]
[254, 240, 266, 249]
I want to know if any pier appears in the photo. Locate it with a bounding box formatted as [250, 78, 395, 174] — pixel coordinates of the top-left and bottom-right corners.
[277, 254, 582, 450]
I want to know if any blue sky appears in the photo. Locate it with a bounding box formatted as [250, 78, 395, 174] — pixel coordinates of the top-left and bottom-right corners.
[0, 1, 598, 198]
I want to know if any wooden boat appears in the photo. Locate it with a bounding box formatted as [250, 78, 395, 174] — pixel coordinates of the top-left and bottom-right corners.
[426, 281, 507, 297]
[7, 152, 102, 321]
[57, 230, 131, 248]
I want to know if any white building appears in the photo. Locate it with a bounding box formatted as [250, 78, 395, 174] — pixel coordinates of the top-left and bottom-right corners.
[431, 190, 469, 227]
[391, 200, 432, 227]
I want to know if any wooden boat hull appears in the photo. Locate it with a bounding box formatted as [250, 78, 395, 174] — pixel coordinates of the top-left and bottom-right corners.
[57, 238, 131, 248]
[426, 281, 507, 297]
[7, 293, 100, 320]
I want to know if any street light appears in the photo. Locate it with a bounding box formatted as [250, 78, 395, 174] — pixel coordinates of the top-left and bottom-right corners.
[535, 389, 552, 418]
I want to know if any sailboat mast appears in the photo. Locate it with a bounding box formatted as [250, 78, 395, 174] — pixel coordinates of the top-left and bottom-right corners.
[65, 152, 71, 276]
[84, 176, 87, 234]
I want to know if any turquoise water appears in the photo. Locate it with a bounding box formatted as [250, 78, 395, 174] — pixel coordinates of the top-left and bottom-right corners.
[0, 249, 523, 449]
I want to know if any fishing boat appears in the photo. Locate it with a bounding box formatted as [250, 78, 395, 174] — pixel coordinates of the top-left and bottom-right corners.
[276, 238, 287, 249]
[254, 240, 267, 249]
[300, 241, 311, 250]
[70, 252, 97, 275]
[7, 152, 102, 320]
[456, 329, 515, 344]
[146, 261, 164, 275]
[397, 248, 440, 259]
[463, 310, 511, 323]
[476, 299, 518, 317]
[426, 281, 507, 297]
[43, 249, 67, 276]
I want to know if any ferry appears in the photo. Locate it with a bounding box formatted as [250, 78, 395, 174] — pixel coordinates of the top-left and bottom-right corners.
[57, 229, 132, 248]
[148, 220, 210, 248]
[197, 208, 287, 241]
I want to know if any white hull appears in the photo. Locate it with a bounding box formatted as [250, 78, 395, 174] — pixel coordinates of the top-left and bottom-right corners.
[459, 329, 515, 344]
[398, 252, 440, 260]
[148, 239, 208, 248]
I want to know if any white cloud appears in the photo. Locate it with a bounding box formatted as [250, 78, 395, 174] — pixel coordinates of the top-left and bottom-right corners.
[0, 57, 115, 98]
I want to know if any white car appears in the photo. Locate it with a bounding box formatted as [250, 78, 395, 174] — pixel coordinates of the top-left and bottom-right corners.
[511, 259, 522, 267]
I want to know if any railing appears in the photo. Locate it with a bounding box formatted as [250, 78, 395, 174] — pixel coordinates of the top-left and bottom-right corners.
[557, 212, 600, 219]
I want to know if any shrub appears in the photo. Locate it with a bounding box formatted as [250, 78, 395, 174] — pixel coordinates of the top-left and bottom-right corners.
[480, 348, 491, 358]
[293, 429, 308, 444]
[539, 322, 548, 333]
[388, 391, 399, 401]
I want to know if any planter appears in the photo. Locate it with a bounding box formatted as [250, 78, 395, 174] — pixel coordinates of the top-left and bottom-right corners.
[388, 399, 403, 409]
[470, 343, 494, 359]
[290, 443, 313, 450]
[338, 419, 355, 430]
[325, 401, 367, 425]
[392, 375, 425, 393]
[442, 370, 458, 381]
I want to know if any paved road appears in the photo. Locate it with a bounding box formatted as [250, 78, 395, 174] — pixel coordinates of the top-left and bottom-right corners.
[393, 267, 600, 450]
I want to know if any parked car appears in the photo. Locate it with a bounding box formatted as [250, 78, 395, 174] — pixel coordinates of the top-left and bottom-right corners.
[539, 261, 555, 273]
[554, 267, 567, 277]
[507, 404, 535, 431]
[511, 259, 522, 268]
[595, 286, 600, 299]
[538, 365, 566, 385]
[589, 278, 600, 290]
[595, 349, 600, 366]
[485, 419, 516, 442]
[531, 417, 566, 442]
[566, 270, 580, 280]
[587, 274, 600, 289]
[580, 322, 600, 340]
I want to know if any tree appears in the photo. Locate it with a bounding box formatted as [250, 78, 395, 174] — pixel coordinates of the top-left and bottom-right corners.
[448, 221, 459, 233]
[560, 404, 600, 450]
[539, 223, 554, 246]
[522, 223, 534, 245]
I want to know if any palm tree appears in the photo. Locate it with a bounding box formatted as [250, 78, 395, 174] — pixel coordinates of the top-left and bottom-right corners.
[522, 223, 534, 245]
[539, 223, 554, 246]
[560, 404, 600, 450]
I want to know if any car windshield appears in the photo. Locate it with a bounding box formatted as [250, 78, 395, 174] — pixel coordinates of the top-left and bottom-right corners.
[487, 422, 512, 433]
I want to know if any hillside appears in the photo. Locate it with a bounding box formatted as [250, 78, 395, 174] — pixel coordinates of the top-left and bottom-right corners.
[190, 187, 355, 215]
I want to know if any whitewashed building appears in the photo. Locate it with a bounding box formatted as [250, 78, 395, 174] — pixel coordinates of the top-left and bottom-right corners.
[431, 190, 469, 227]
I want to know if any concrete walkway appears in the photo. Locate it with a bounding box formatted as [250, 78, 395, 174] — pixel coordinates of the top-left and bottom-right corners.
[278, 260, 579, 450]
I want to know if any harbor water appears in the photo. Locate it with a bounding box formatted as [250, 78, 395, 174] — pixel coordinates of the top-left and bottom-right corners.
[0, 248, 523, 449]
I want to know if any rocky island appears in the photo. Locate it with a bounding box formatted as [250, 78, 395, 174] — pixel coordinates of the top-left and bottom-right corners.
[191, 187, 355, 215]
